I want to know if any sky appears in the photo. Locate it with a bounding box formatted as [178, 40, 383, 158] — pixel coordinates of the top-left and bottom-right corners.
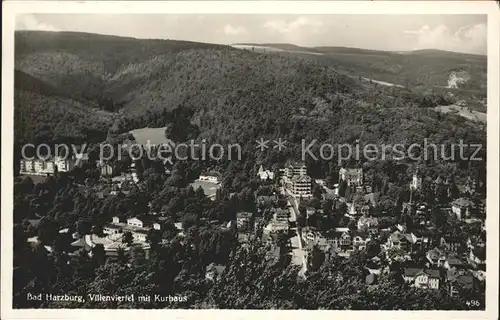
[15, 14, 487, 55]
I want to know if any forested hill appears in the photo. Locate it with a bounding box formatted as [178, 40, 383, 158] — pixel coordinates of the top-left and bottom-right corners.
[14, 31, 231, 146]
[14, 31, 486, 169]
[233, 43, 487, 95]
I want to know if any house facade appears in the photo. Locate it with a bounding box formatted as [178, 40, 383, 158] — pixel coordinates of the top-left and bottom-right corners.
[426, 247, 447, 267]
[199, 174, 221, 184]
[357, 217, 379, 232]
[291, 175, 312, 197]
[386, 231, 416, 252]
[103, 216, 161, 243]
[236, 212, 253, 232]
[339, 167, 363, 186]
[284, 162, 307, 179]
[403, 268, 441, 289]
[451, 198, 473, 220]
[257, 165, 275, 181]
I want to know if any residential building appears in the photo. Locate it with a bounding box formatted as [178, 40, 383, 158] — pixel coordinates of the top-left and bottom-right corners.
[205, 263, 226, 282]
[440, 236, 463, 253]
[198, 173, 221, 184]
[444, 255, 468, 270]
[275, 208, 289, 222]
[20, 153, 88, 176]
[256, 195, 277, 209]
[306, 207, 316, 218]
[20, 158, 59, 175]
[360, 204, 371, 216]
[257, 165, 275, 181]
[339, 167, 363, 187]
[386, 231, 417, 252]
[264, 208, 289, 233]
[451, 198, 473, 220]
[357, 216, 379, 232]
[346, 202, 359, 217]
[315, 179, 325, 186]
[284, 161, 307, 179]
[290, 175, 312, 197]
[466, 235, 485, 251]
[352, 233, 369, 250]
[331, 230, 352, 250]
[468, 246, 486, 269]
[426, 247, 447, 267]
[403, 268, 441, 289]
[97, 161, 114, 177]
[302, 228, 317, 244]
[402, 202, 417, 216]
[236, 212, 253, 232]
[447, 271, 476, 297]
[264, 246, 281, 266]
[464, 176, 478, 195]
[267, 220, 289, 233]
[103, 216, 161, 243]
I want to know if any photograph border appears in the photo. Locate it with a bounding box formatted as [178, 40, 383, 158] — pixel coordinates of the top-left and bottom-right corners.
[2, 1, 499, 319]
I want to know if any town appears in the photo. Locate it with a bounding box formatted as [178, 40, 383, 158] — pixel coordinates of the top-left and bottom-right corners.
[18, 148, 486, 301]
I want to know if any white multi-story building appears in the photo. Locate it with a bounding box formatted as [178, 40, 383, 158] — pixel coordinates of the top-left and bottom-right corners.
[21, 158, 66, 175]
[284, 162, 307, 179]
[104, 216, 161, 243]
[339, 167, 363, 186]
[20, 154, 88, 176]
[199, 174, 221, 184]
[291, 175, 312, 197]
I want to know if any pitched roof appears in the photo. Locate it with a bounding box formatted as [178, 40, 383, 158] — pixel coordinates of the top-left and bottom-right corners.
[291, 175, 312, 183]
[351, 230, 368, 239]
[358, 217, 379, 226]
[390, 231, 408, 242]
[286, 160, 306, 167]
[236, 212, 253, 219]
[27, 219, 41, 228]
[420, 269, 441, 278]
[340, 166, 362, 172]
[206, 263, 226, 275]
[404, 268, 423, 277]
[363, 193, 378, 206]
[427, 247, 445, 260]
[452, 198, 473, 208]
[446, 256, 466, 266]
[404, 268, 440, 278]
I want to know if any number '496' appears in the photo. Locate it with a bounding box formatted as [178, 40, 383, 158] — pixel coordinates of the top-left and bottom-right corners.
[466, 300, 481, 307]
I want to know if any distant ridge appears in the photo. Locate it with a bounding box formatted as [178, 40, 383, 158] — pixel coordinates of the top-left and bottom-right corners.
[233, 42, 486, 58]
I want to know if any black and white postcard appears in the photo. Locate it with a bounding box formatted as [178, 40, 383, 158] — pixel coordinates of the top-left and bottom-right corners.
[1, 1, 499, 320]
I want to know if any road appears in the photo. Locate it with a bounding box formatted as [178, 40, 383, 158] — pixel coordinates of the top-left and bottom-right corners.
[279, 186, 307, 277]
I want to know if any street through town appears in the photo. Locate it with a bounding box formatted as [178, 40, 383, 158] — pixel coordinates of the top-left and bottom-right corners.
[280, 186, 307, 277]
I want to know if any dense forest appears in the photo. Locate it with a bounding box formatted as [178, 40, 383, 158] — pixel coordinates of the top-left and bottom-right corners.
[236, 43, 487, 92]
[13, 31, 487, 309]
